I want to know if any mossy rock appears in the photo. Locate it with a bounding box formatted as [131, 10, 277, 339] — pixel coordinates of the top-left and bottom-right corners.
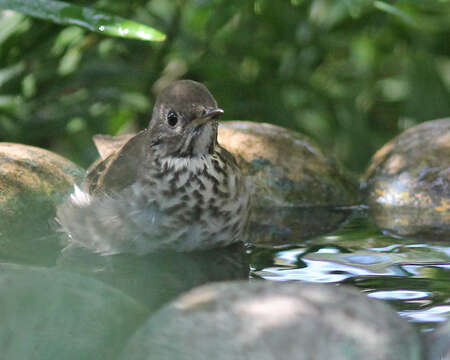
[219, 121, 358, 207]
[218, 121, 358, 243]
[120, 281, 422, 360]
[362, 119, 450, 239]
[0, 143, 84, 203]
[0, 143, 85, 263]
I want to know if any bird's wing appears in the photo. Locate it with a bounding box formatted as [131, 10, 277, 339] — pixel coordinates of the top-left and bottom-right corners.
[85, 130, 148, 195]
[92, 133, 137, 160]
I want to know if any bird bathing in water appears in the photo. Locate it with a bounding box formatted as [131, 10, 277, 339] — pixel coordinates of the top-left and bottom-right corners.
[57, 80, 250, 255]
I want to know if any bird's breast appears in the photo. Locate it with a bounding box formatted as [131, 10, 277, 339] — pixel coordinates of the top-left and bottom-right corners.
[142, 153, 240, 207]
[136, 152, 249, 246]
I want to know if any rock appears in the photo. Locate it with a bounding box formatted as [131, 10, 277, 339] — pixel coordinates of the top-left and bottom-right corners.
[218, 121, 358, 207]
[0, 264, 147, 360]
[427, 319, 450, 360]
[362, 118, 450, 240]
[120, 281, 422, 360]
[0, 143, 85, 264]
[218, 121, 358, 243]
[0, 143, 84, 203]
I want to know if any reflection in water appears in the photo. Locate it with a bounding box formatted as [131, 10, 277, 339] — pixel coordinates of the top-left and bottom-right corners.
[368, 290, 430, 300]
[249, 205, 353, 245]
[57, 242, 249, 312]
[250, 214, 450, 331]
[398, 306, 450, 323]
[255, 259, 375, 282]
[370, 203, 450, 241]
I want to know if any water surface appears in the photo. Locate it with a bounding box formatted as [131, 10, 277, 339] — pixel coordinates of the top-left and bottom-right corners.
[250, 212, 450, 331]
[0, 206, 448, 359]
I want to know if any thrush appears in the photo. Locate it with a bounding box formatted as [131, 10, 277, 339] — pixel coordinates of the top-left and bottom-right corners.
[57, 80, 250, 255]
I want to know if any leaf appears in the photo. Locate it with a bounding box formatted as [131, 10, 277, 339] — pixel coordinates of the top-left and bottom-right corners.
[0, 0, 166, 42]
[0, 10, 26, 44]
[373, 1, 417, 27]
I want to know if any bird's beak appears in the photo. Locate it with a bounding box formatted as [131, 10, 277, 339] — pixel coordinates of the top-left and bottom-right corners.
[201, 108, 224, 119]
[188, 108, 224, 127]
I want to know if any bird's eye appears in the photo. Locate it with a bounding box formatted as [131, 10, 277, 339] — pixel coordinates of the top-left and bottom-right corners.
[167, 111, 178, 127]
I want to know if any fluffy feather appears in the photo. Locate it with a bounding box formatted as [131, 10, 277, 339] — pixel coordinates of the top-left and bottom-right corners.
[57, 185, 169, 255]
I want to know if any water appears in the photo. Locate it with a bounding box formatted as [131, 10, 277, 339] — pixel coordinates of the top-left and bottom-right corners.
[249, 212, 450, 332]
[0, 206, 448, 358]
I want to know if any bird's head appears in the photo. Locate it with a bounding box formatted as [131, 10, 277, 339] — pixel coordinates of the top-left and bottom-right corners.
[148, 80, 224, 157]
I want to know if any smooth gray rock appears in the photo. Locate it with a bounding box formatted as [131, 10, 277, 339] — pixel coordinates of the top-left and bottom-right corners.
[427, 320, 450, 360]
[120, 280, 422, 360]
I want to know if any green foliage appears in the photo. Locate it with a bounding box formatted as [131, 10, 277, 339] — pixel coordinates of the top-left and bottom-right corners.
[0, 0, 449, 171]
[0, 0, 166, 41]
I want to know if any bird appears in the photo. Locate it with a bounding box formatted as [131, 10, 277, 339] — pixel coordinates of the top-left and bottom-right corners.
[57, 80, 250, 255]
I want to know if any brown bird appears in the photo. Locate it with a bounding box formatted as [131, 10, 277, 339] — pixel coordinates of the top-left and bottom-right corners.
[57, 80, 250, 255]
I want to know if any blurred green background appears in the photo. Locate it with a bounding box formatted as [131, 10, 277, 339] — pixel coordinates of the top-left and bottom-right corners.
[0, 0, 449, 172]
